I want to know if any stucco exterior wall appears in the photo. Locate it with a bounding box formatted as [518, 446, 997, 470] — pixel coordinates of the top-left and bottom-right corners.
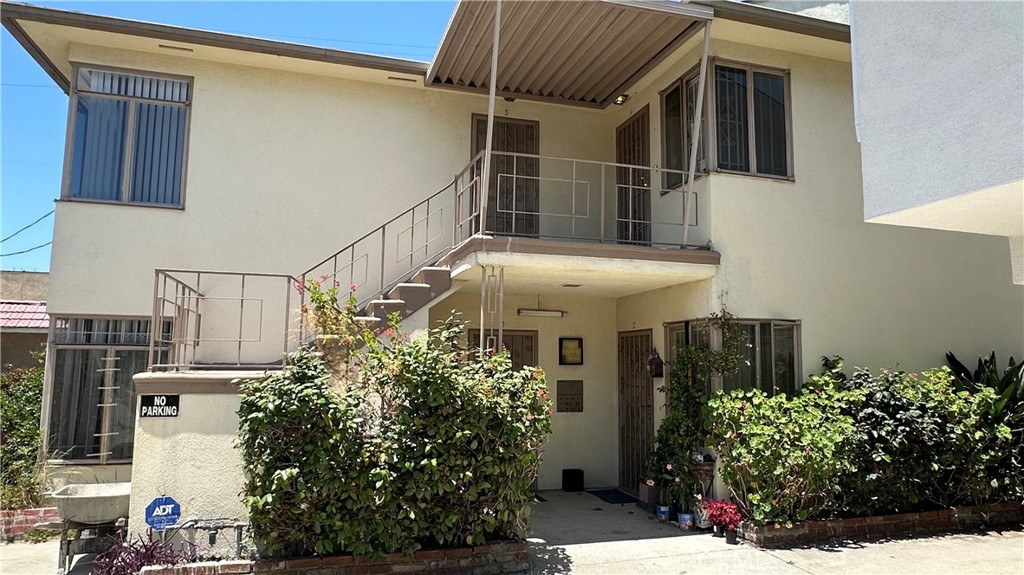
[428, 291, 619, 491]
[851, 1, 1024, 227]
[129, 377, 247, 556]
[0, 271, 49, 301]
[1, 332, 47, 369]
[49, 43, 617, 318]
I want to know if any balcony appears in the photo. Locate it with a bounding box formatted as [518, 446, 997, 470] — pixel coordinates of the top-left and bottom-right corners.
[149, 152, 717, 371]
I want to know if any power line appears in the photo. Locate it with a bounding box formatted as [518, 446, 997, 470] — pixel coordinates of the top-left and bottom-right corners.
[1, 209, 54, 243]
[1, 241, 52, 258]
[0, 83, 61, 88]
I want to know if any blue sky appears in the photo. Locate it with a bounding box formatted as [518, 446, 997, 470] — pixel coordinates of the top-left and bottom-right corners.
[1, 1, 454, 271]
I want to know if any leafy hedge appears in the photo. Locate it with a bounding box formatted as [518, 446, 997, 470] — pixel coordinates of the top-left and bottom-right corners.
[1, 361, 44, 509]
[706, 357, 1016, 526]
[238, 316, 551, 558]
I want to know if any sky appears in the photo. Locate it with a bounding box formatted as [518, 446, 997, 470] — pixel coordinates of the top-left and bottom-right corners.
[0, 1, 455, 272]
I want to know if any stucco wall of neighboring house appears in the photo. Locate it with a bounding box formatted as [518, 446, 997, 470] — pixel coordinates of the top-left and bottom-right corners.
[48, 43, 617, 320]
[1, 332, 47, 368]
[0, 271, 49, 301]
[429, 291, 619, 491]
[128, 375, 247, 557]
[851, 1, 1024, 232]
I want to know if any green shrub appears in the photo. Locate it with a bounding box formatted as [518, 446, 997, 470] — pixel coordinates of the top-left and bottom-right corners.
[834, 366, 1011, 514]
[238, 315, 551, 558]
[705, 383, 858, 527]
[1, 360, 45, 509]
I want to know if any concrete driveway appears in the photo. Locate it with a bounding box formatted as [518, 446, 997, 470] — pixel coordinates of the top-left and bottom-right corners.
[529, 490, 1024, 574]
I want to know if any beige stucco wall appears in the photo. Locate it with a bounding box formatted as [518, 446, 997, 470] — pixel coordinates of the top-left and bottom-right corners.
[129, 376, 247, 556]
[0, 271, 49, 301]
[48, 43, 617, 320]
[429, 291, 619, 490]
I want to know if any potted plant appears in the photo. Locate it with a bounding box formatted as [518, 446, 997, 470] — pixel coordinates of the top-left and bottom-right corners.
[706, 500, 741, 544]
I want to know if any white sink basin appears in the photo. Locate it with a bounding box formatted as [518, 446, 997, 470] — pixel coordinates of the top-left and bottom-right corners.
[49, 482, 131, 525]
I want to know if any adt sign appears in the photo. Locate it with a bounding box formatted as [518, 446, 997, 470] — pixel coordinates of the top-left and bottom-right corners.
[145, 496, 181, 530]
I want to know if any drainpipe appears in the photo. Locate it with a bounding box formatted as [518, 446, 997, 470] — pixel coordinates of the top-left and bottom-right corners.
[478, 0, 502, 237]
[681, 20, 712, 249]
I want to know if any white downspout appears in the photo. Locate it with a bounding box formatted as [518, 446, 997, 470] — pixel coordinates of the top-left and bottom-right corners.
[682, 20, 712, 249]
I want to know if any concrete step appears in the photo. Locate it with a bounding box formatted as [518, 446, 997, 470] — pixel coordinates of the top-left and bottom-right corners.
[388, 283, 433, 312]
[414, 266, 452, 297]
[366, 299, 406, 321]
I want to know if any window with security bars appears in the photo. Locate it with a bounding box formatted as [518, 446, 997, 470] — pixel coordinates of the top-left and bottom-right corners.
[66, 67, 191, 206]
[714, 64, 791, 177]
[47, 317, 169, 462]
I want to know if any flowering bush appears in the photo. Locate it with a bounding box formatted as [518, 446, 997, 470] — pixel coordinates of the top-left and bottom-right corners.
[702, 500, 741, 531]
[238, 313, 551, 558]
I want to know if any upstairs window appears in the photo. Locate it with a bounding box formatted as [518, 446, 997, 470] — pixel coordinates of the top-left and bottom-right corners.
[661, 61, 792, 180]
[67, 67, 191, 207]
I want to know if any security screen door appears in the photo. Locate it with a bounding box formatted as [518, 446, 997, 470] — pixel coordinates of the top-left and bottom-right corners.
[615, 106, 651, 245]
[473, 115, 540, 237]
[618, 329, 654, 495]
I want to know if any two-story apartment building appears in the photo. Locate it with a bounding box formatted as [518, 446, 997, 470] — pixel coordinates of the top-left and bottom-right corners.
[4, 0, 1021, 534]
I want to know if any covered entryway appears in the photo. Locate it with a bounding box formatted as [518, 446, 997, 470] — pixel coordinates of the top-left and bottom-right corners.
[617, 329, 654, 495]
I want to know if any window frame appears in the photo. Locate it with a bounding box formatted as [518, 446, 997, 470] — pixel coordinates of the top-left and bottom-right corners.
[658, 63, 711, 191]
[707, 58, 794, 180]
[42, 315, 169, 465]
[61, 62, 194, 210]
[664, 317, 802, 397]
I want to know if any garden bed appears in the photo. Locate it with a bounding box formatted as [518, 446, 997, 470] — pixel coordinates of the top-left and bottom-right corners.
[139, 541, 530, 575]
[0, 507, 59, 541]
[738, 501, 1024, 548]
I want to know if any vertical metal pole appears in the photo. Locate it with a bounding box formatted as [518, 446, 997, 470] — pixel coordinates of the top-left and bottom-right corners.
[478, 266, 487, 353]
[148, 271, 160, 370]
[479, 0, 503, 236]
[379, 227, 387, 295]
[682, 21, 712, 248]
[600, 166, 606, 242]
[283, 277, 292, 363]
[237, 275, 246, 366]
[496, 267, 504, 350]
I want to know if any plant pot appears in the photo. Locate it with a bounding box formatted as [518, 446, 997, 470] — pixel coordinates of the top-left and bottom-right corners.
[695, 505, 711, 529]
[638, 483, 658, 508]
[656, 505, 670, 521]
[725, 530, 738, 545]
[712, 525, 724, 537]
[677, 513, 694, 530]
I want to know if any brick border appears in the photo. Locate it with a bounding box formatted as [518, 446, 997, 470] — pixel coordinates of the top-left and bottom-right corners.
[738, 501, 1024, 548]
[140, 540, 529, 575]
[0, 507, 60, 540]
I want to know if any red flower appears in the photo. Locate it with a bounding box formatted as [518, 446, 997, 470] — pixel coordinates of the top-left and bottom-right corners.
[294, 280, 306, 294]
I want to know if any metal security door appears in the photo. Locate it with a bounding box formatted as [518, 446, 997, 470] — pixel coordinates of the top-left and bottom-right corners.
[615, 107, 651, 245]
[618, 329, 654, 494]
[468, 329, 538, 369]
[473, 115, 540, 236]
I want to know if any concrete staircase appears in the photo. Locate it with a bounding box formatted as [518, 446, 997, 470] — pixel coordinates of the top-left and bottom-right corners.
[355, 265, 452, 327]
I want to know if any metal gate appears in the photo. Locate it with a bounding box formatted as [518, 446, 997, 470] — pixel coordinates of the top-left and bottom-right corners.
[468, 329, 538, 369]
[615, 106, 651, 245]
[618, 329, 654, 494]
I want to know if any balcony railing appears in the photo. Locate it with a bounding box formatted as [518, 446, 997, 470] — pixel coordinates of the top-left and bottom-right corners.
[149, 152, 706, 370]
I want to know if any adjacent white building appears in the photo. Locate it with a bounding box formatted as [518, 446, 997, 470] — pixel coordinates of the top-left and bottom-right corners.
[850, 0, 1024, 283]
[3, 0, 1021, 545]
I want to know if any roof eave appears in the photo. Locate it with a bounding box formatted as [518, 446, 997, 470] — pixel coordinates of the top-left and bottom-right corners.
[690, 0, 850, 43]
[0, 0, 429, 93]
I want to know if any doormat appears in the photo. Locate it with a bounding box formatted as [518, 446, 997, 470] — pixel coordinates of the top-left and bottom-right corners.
[587, 489, 639, 505]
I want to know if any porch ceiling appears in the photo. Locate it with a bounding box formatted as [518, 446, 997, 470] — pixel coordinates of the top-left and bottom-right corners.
[444, 236, 719, 298]
[427, 0, 713, 108]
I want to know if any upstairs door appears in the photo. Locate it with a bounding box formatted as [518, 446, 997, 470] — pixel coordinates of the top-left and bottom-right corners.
[615, 107, 651, 245]
[473, 115, 540, 237]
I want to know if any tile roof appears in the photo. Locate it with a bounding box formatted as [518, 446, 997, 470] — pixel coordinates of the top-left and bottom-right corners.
[0, 300, 49, 330]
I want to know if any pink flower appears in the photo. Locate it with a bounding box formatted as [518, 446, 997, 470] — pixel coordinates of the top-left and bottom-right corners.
[349, 283, 359, 292]
[666, 464, 673, 471]
[294, 281, 305, 294]
[383, 328, 395, 337]
[646, 479, 656, 487]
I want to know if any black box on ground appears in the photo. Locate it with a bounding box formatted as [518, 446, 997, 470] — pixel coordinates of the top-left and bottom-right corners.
[562, 468, 584, 492]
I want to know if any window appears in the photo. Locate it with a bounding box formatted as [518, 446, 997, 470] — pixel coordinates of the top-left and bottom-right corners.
[66, 66, 191, 207]
[722, 319, 801, 396]
[661, 61, 792, 180]
[47, 318, 170, 462]
[667, 318, 800, 397]
[661, 71, 706, 188]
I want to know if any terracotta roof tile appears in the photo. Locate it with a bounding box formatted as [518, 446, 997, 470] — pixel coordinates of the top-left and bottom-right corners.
[0, 300, 49, 329]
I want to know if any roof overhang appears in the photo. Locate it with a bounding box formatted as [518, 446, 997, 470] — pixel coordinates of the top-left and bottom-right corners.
[427, 0, 714, 109]
[0, 1, 430, 94]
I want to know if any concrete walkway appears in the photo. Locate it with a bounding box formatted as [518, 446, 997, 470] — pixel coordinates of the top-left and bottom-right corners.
[529, 490, 1024, 574]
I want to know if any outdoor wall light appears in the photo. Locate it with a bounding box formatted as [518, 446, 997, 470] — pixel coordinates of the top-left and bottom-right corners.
[648, 348, 665, 378]
[613, 94, 629, 105]
[518, 308, 566, 318]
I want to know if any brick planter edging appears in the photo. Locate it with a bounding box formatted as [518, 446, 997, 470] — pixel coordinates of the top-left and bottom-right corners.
[139, 540, 530, 575]
[0, 507, 60, 540]
[738, 500, 1024, 548]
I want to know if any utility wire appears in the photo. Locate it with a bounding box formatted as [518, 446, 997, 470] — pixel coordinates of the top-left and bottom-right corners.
[1, 209, 54, 243]
[1, 241, 52, 258]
